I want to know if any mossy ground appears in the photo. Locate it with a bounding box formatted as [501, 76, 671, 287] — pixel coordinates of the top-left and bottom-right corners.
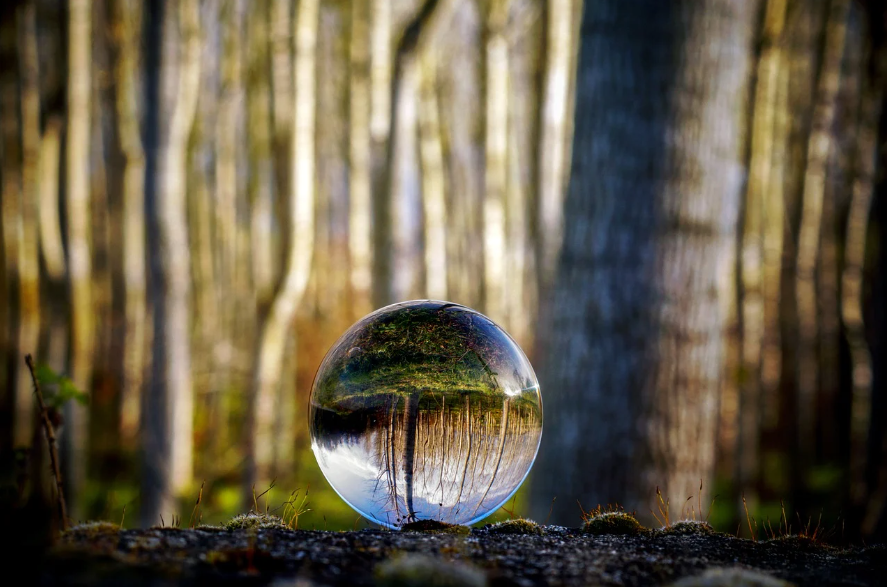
[400, 519, 471, 535]
[484, 518, 544, 535]
[41, 521, 883, 586]
[582, 511, 647, 536]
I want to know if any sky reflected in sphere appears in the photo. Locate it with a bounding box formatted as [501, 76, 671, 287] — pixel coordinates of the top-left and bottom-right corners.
[309, 300, 543, 528]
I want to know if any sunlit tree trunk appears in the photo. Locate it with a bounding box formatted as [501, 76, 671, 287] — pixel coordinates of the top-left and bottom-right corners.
[530, 0, 756, 524]
[215, 0, 244, 393]
[536, 0, 575, 291]
[794, 0, 848, 478]
[419, 53, 447, 301]
[143, 0, 201, 525]
[15, 1, 41, 448]
[349, 0, 373, 315]
[737, 0, 787, 516]
[482, 0, 510, 322]
[38, 119, 66, 282]
[371, 0, 393, 309]
[112, 0, 147, 443]
[65, 0, 93, 519]
[249, 0, 318, 492]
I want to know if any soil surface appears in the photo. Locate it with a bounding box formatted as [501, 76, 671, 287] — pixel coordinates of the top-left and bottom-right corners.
[37, 523, 885, 586]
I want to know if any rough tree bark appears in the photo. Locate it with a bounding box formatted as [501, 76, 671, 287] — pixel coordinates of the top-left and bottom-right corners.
[529, 0, 756, 524]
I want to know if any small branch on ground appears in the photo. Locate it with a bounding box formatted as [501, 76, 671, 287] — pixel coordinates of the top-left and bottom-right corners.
[25, 353, 68, 531]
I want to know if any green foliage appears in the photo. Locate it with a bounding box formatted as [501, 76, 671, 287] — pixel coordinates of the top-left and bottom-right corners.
[35, 363, 88, 408]
[657, 521, 715, 536]
[223, 512, 288, 531]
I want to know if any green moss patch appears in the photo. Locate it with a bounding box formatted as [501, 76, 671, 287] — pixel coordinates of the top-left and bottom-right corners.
[582, 512, 646, 536]
[658, 521, 715, 536]
[485, 518, 543, 535]
[376, 553, 487, 587]
[400, 520, 470, 535]
[61, 521, 121, 540]
[223, 512, 288, 531]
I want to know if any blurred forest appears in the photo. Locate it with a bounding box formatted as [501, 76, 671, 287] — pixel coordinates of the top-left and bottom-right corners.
[1, 0, 886, 543]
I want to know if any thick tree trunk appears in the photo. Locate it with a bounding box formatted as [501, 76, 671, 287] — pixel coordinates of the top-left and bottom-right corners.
[530, 0, 756, 524]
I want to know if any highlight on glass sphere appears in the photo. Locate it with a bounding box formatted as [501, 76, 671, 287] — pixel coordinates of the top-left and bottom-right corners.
[309, 300, 543, 529]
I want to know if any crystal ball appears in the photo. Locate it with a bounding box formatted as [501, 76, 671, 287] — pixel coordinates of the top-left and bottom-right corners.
[309, 300, 543, 528]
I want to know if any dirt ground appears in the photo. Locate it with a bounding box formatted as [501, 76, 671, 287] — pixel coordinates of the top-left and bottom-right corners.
[32, 520, 885, 586]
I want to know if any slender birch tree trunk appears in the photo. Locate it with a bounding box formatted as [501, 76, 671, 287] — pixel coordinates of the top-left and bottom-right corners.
[143, 0, 201, 525]
[530, 0, 756, 524]
[248, 0, 318, 491]
[65, 0, 93, 519]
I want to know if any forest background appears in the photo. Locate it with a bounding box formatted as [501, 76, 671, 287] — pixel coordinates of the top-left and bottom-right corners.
[1, 0, 887, 543]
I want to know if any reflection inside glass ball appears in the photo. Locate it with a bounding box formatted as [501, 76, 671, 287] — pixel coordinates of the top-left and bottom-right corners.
[309, 300, 543, 528]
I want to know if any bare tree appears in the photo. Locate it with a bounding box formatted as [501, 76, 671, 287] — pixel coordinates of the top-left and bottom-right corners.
[530, 0, 756, 523]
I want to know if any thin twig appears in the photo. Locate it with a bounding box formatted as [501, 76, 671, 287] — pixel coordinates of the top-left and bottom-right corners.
[25, 354, 68, 531]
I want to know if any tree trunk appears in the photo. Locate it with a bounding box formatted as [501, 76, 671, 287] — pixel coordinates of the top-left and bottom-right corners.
[737, 0, 787, 518]
[482, 0, 510, 322]
[112, 0, 147, 443]
[65, 0, 93, 520]
[15, 0, 41, 449]
[248, 0, 318, 493]
[349, 0, 373, 315]
[536, 0, 575, 291]
[794, 0, 849, 485]
[529, 0, 756, 524]
[143, 0, 201, 526]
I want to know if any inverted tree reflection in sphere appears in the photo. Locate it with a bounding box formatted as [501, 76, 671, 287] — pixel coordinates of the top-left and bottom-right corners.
[309, 300, 543, 528]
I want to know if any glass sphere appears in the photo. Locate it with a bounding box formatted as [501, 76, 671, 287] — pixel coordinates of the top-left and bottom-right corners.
[309, 300, 543, 529]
